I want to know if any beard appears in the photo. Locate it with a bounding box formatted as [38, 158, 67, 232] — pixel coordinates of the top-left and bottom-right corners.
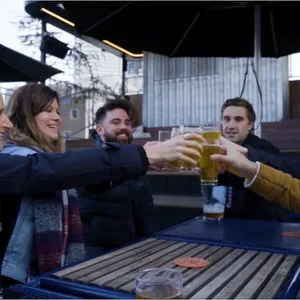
[103, 128, 133, 145]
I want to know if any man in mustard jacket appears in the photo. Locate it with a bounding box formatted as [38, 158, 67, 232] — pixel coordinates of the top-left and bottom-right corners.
[212, 139, 300, 214]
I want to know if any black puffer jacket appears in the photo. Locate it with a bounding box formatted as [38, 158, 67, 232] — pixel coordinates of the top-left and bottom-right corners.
[76, 136, 158, 250]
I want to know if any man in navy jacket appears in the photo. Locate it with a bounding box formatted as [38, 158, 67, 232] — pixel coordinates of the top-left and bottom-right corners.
[218, 98, 289, 221]
[76, 100, 158, 255]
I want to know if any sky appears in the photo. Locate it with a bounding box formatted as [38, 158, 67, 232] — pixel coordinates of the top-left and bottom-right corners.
[0, 0, 75, 91]
[1, 0, 300, 92]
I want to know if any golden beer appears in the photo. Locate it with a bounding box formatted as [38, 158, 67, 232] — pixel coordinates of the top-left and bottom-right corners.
[199, 144, 220, 185]
[136, 285, 182, 299]
[202, 130, 221, 142]
[181, 133, 203, 169]
[203, 203, 225, 220]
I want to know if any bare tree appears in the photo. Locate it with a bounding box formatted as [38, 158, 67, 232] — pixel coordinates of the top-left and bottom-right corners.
[13, 16, 123, 136]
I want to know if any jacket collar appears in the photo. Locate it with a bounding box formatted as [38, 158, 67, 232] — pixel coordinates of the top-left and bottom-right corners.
[93, 133, 121, 150]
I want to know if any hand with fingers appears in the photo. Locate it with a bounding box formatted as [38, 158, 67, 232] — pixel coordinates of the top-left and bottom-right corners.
[210, 145, 258, 180]
[219, 137, 248, 156]
[143, 132, 204, 170]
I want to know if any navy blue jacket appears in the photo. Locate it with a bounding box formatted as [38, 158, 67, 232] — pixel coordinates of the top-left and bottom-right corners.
[76, 137, 158, 250]
[0, 142, 149, 285]
[0, 143, 149, 196]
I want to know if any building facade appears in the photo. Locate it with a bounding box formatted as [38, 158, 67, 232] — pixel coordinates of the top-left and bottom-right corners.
[142, 52, 289, 132]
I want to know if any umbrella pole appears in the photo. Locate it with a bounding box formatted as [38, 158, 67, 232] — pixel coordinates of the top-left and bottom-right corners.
[121, 53, 127, 97]
[254, 4, 262, 137]
[40, 21, 47, 84]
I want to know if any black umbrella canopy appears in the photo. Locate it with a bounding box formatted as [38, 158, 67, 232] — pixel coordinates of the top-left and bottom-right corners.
[0, 44, 62, 82]
[61, 1, 300, 58]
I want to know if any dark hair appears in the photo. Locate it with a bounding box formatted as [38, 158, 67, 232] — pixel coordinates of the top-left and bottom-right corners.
[95, 99, 132, 124]
[221, 97, 256, 123]
[6, 83, 61, 152]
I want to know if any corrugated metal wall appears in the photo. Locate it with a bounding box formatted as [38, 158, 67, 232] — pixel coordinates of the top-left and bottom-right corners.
[143, 52, 289, 127]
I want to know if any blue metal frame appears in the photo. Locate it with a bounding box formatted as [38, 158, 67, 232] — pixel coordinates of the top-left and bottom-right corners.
[31, 238, 152, 299]
[155, 217, 300, 255]
[35, 237, 300, 299]
[39, 276, 135, 299]
[5, 284, 80, 299]
[279, 263, 300, 299]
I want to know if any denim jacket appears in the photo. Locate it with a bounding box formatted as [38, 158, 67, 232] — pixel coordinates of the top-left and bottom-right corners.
[1, 144, 37, 283]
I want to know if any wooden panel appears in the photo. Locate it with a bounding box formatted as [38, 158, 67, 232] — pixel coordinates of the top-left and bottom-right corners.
[53, 239, 299, 299]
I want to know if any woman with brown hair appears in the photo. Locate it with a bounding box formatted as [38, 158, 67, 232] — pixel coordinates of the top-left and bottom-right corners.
[1, 83, 81, 288]
[0, 84, 204, 289]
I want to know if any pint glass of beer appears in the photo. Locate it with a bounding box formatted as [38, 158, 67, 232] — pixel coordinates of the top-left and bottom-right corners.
[136, 268, 182, 299]
[158, 131, 172, 171]
[199, 123, 224, 220]
[202, 123, 222, 143]
[181, 125, 203, 171]
[170, 126, 184, 170]
[199, 123, 222, 186]
[198, 144, 221, 185]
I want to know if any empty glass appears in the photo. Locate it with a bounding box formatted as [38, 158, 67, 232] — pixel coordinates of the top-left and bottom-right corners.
[136, 268, 182, 299]
[158, 130, 172, 142]
[202, 185, 226, 220]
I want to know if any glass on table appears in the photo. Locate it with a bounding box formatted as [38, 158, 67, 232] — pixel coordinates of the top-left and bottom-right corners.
[136, 268, 182, 299]
[202, 186, 226, 221]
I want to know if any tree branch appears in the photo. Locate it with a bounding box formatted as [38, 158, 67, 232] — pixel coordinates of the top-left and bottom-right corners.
[13, 16, 123, 136]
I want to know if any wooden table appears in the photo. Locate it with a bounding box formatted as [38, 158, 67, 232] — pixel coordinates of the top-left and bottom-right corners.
[48, 238, 300, 299]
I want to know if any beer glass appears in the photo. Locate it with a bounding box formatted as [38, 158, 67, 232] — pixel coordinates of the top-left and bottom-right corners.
[158, 131, 172, 171]
[201, 123, 222, 143]
[170, 126, 184, 170]
[199, 122, 223, 220]
[158, 131, 171, 142]
[202, 186, 226, 220]
[170, 126, 183, 139]
[136, 268, 182, 299]
[199, 123, 222, 186]
[181, 125, 203, 171]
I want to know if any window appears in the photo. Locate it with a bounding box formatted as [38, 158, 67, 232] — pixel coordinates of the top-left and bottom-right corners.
[127, 60, 143, 75]
[70, 108, 79, 120]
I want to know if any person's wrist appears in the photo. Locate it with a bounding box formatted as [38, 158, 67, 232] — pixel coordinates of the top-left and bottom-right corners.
[143, 146, 159, 166]
[241, 160, 258, 180]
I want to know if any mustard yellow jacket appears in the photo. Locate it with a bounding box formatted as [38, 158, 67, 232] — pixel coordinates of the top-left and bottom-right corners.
[249, 163, 300, 213]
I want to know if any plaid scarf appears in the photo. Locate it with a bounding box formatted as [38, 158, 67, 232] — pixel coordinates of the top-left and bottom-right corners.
[2, 143, 85, 279]
[30, 188, 85, 275]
